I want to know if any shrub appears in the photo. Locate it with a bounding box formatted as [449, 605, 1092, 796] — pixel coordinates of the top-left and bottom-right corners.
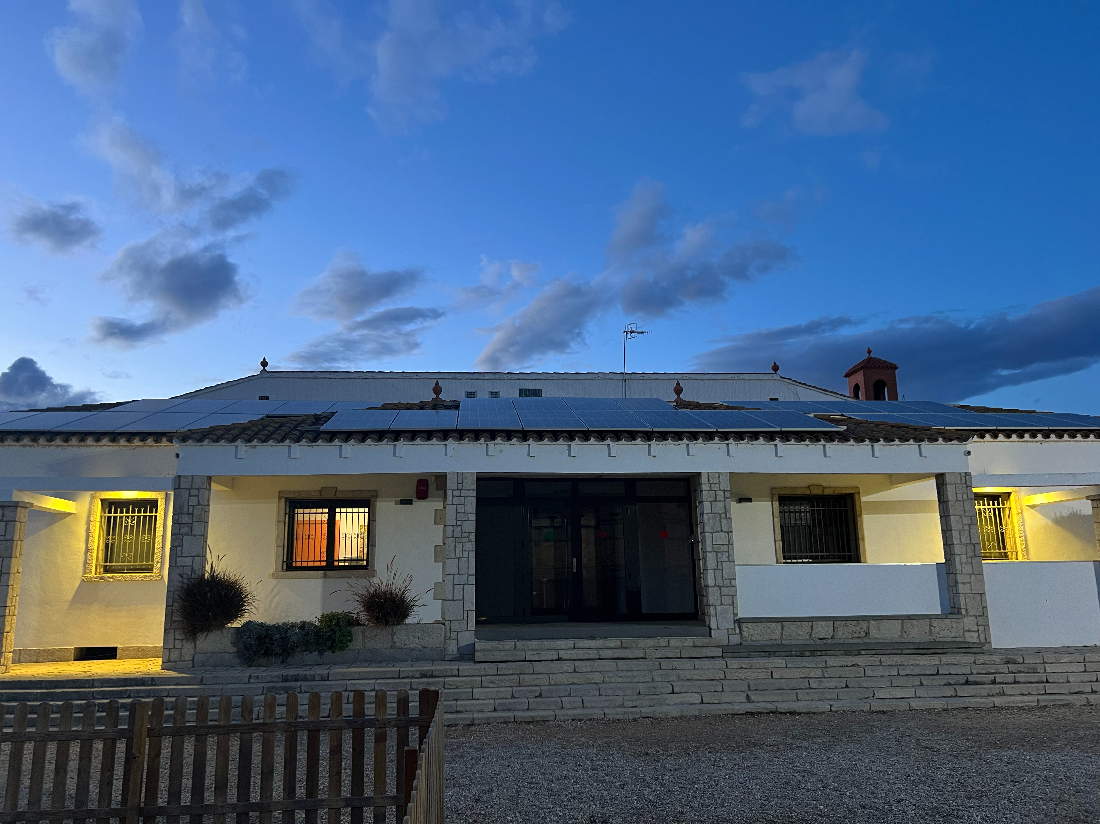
[348, 557, 424, 627]
[176, 561, 256, 640]
[234, 613, 360, 665]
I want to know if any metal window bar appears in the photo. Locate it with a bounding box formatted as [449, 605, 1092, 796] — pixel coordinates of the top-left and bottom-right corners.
[287, 501, 371, 569]
[974, 493, 1018, 560]
[778, 495, 860, 563]
[98, 499, 158, 573]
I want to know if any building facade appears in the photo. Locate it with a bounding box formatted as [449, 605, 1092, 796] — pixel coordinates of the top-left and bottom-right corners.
[1, 367, 1099, 671]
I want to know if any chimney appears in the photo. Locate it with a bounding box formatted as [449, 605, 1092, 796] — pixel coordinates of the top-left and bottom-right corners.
[844, 348, 899, 401]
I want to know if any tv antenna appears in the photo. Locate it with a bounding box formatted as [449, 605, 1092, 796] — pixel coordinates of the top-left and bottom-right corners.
[622, 322, 649, 397]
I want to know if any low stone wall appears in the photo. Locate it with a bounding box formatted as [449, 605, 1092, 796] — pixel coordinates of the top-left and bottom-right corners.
[737, 614, 967, 645]
[13, 645, 162, 664]
[192, 623, 445, 667]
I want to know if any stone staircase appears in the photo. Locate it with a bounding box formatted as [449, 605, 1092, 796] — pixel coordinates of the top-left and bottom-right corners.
[1, 644, 1097, 724]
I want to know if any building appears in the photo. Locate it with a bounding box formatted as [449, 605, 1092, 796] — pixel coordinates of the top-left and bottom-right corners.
[1, 358, 1099, 672]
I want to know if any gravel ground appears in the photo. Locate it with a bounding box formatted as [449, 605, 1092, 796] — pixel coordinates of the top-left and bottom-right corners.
[444, 706, 1100, 824]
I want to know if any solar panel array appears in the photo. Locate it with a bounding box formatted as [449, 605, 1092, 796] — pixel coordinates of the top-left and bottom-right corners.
[3, 394, 1098, 434]
[721, 400, 1100, 430]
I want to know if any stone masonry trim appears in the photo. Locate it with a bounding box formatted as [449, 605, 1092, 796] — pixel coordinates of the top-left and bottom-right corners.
[935, 472, 991, 646]
[0, 501, 31, 673]
[444, 472, 476, 658]
[161, 475, 211, 668]
[695, 473, 739, 645]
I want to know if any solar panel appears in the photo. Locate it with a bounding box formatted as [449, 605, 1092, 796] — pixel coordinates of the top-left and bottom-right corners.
[161, 399, 238, 413]
[183, 413, 272, 430]
[321, 410, 399, 430]
[740, 411, 844, 431]
[617, 398, 676, 410]
[560, 398, 624, 410]
[0, 411, 104, 430]
[457, 399, 522, 430]
[570, 410, 645, 430]
[111, 399, 185, 413]
[687, 410, 781, 430]
[629, 410, 714, 431]
[1039, 413, 1100, 428]
[52, 411, 160, 431]
[116, 412, 214, 431]
[0, 411, 39, 426]
[219, 400, 284, 414]
[391, 410, 459, 430]
[269, 401, 337, 415]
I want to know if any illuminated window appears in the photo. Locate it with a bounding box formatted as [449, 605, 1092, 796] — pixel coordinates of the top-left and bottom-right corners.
[285, 499, 371, 569]
[95, 499, 159, 574]
[85, 492, 166, 579]
[777, 494, 860, 563]
[974, 493, 1021, 560]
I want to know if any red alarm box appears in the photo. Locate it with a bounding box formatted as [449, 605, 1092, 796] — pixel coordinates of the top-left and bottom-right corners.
[415, 478, 429, 500]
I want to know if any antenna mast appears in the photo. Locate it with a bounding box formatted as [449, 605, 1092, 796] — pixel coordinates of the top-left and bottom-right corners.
[622, 322, 649, 398]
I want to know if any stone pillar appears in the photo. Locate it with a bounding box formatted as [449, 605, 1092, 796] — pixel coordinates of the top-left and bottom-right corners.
[935, 472, 991, 646]
[443, 472, 476, 658]
[1089, 496, 1100, 556]
[161, 475, 211, 668]
[0, 501, 31, 673]
[695, 473, 739, 645]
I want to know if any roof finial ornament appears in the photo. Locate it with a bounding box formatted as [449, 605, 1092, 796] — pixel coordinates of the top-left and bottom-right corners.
[771, 361, 779, 374]
[260, 357, 268, 371]
[673, 380, 683, 400]
[867, 347, 872, 356]
[432, 380, 443, 399]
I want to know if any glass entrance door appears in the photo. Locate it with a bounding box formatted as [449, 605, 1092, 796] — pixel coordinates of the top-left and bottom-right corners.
[578, 506, 629, 619]
[529, 506, 572, 616]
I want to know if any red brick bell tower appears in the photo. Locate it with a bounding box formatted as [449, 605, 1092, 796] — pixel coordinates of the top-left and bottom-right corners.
[844, 348, 899, 401]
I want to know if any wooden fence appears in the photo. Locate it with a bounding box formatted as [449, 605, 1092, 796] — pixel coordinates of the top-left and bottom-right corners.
[0, 690, 443, 824]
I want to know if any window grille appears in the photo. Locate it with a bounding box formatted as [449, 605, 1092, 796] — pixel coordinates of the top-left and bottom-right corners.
[465, 391, 477, 398]
[488, 391, 500, 398]
[286, 499, 370, 569]
[777, 494, 860, 563]
[974, 493, 1020, 560]
[97, 499, 159, 574]
[518, 387, 543, 397]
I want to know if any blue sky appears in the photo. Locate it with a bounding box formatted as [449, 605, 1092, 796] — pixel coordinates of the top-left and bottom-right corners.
[2, 0, 1099, 411]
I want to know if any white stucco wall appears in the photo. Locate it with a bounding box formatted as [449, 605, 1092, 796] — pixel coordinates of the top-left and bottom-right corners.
[205, 474, 444, 625]
[736, 563, 946, 617]
[728, 474, 944, 565]
[985, 561, 1100, 647]
[1020, 496, 1098, 561]
[14, 490, 170, 650]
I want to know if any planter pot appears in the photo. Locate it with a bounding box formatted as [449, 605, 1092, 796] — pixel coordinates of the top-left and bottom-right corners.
[191, 622, 446, 667]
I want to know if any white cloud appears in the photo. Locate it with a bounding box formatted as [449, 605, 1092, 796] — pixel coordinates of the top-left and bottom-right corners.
[288, 306, 445, 367]
[0, 358, 99, 411]
[10, 199, 101, 253]
[474, 278, 610, 370]
[293, 252, 422, 322]
[293, 0, 570, 128]
[47, 0, 142, 97]
[741, 49, 889, 136]
[176, 0, 248, 84]
[455, 255, 539, 309]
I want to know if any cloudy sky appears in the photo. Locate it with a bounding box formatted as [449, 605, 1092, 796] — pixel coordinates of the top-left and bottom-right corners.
[2, 1, 1099, 412]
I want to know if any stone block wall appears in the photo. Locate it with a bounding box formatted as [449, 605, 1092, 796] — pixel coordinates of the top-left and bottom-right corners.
[443, 472, 476, 658]
[738, 614, 968, 644]
[161, 475, 211, 667]
[935, 472, 991, 645]
[0, 501, 30, 673]
[695, 473, 740, 645]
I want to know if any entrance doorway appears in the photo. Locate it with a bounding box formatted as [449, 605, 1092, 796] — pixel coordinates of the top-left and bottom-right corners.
[475, 478, 698, 623]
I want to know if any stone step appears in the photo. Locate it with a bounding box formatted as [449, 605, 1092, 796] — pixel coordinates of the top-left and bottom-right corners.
[2, 650, 1097, 724]
[725, 640, 985, 657]
[736, 614, 969, 645]
[474, 636, 723, 663]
